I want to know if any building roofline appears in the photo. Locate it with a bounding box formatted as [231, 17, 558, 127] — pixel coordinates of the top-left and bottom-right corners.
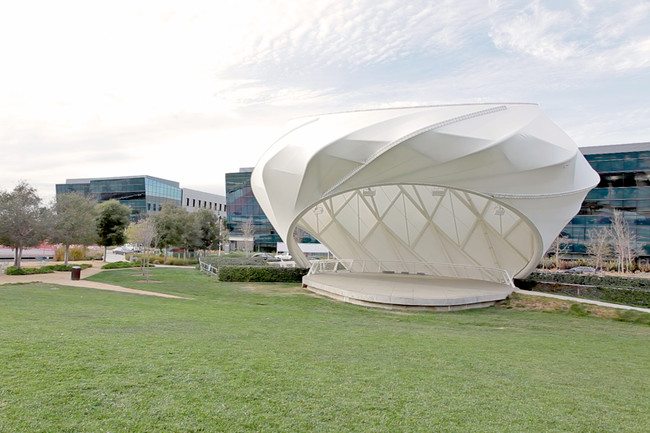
[65, 175, 179, 187]
[580, 142, 650, 155]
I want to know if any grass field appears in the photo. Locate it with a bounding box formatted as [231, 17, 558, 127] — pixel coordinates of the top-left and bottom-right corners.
[1, 268, 649, 432]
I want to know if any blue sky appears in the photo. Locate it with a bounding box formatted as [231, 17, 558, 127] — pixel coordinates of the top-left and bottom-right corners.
[1, 0, 649, 200]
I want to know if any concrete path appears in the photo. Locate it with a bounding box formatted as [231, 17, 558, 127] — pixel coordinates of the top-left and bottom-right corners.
[0, 267, 190, 300]
[515, 289, 650, 313]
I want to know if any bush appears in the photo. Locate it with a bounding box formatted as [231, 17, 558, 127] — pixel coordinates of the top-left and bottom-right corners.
[163, 257, 197, 266]
[5, 266, 53, 275]
[54, 246, 90, 261]
[4, 264, 93, 275]
[204, 256, 270, 267]
[40, 264, 92, 272]
[218, 266, 309, 283]
[101, 261, 152, 269]
[519, 272, 650, 308]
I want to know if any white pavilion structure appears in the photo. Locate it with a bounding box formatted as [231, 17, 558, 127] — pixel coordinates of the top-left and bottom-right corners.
[251, 104, 599, 309]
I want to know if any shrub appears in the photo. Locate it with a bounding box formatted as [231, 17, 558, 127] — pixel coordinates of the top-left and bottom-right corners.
[218, 266, 309, 283]
[164, 257, 197, 266]
[101, 261, 152, 269]
[519, 272, 650, 308]
[40, 264, 92, 272]
[204, 256, 270, 267]
[53, 246, 90, 261]
[5, 266, 54, 275]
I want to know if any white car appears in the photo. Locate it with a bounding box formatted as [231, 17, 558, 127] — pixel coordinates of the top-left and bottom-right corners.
[275, 253, 292, 260]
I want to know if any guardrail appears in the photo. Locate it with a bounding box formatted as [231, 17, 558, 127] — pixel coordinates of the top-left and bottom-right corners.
[308, 259, 514, 287]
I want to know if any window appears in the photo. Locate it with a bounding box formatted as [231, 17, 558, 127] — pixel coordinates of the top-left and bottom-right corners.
[193, 199, 196, 207]
[186, 198, 190, 206]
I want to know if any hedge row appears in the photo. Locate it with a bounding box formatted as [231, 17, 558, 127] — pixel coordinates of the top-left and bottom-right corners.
[101, 261, 153, 269]
[528, 282, 650, 308]
[527, 271, 650, 289]
[204, 256, 271, 267]
[518, 272, 650, 308]
[217, 266, 308, 283]
[5, 264, 92, 275]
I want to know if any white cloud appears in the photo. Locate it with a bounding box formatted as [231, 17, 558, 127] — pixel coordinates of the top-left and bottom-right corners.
[0, 0, 648, 199]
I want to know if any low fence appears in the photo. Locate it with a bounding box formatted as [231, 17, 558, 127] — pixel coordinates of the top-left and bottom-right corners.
[308, 259, 514, 287]
[198, 258, 219, 277]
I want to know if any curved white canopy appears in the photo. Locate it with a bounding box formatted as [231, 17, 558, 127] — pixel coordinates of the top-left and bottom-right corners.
[252, 104, 599, 279]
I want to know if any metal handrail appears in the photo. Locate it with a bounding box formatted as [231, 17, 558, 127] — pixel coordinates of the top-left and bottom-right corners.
[307, 259, 514, 287]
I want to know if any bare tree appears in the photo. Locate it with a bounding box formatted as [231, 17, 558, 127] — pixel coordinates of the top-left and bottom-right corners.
[546, 234, 571, 269]
[126, 218, 157, 281]
[241, 217, 255, 255]
[586, 227, 612, 271]
[610, 210, 640, 273]
[217, 218, 229, 256]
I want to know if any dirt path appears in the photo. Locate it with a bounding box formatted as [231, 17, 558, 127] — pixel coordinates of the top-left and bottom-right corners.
[0, 267, 190, 299]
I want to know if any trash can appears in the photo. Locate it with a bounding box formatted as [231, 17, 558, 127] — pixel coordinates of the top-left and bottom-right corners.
[71, 266, 81, 281]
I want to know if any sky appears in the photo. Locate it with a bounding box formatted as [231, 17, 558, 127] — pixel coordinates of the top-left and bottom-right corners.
[1, 0, 649, 201]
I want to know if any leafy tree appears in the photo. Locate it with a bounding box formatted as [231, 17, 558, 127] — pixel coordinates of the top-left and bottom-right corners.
[195, 208, 219, 256]
[0, 182, 49, 268]
[153, 203, 187, 260]
[50, 192, 98, 265]
[179, 211, 201, 259]
[96, 200, 131, 261]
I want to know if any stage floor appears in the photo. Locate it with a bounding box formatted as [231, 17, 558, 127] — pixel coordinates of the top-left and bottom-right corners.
[303, 272, 514, 310]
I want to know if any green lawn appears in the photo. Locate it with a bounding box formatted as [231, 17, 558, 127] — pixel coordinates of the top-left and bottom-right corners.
[1, 268, 649, 432]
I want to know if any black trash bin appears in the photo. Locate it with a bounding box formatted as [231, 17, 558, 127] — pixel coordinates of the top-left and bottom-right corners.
[71, 266, 81, 281]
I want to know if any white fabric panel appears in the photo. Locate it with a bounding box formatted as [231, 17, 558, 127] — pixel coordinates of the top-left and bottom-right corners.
[251, 104, 599, 278]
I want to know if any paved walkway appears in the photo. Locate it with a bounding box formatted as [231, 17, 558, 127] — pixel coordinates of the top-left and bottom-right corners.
[0, 267, 190, 300]
[515, 289, 650, 313]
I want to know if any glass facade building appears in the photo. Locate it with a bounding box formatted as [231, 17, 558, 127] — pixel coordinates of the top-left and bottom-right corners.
[564, 143, 650, 256]
[226, 168, 281, 251]
[56, 176, 182, 220]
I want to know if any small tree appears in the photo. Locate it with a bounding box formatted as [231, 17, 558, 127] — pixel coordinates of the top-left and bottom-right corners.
[0, 182, 49, 268]
[586, 227, 612, 271]
[610, 210, 640, 273]
[126, 217, 157, 280]
[546, 234, 571, 269]
[50, 192, 98, 265]
[241, 217, 255, 255]
[217, 218, 229, 255]
[96, 200, 131, 261]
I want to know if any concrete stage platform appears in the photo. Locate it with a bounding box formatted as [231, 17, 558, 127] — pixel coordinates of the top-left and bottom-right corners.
[302, 272, 514, 310]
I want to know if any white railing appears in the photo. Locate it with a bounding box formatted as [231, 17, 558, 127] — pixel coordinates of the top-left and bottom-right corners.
[198, 258, 219, 277]
[308, 259, 514, 287]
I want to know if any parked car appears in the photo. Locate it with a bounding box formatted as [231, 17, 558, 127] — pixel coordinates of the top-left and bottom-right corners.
[113, 245, 133, 255]
[275, 253, 292, 260]
[252, 253, 276, 260]
[565, 266, 598, 273]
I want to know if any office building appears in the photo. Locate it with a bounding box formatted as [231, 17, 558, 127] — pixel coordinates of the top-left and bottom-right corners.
[56, 176, 223, 221]
[564, 142, 650, 256]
